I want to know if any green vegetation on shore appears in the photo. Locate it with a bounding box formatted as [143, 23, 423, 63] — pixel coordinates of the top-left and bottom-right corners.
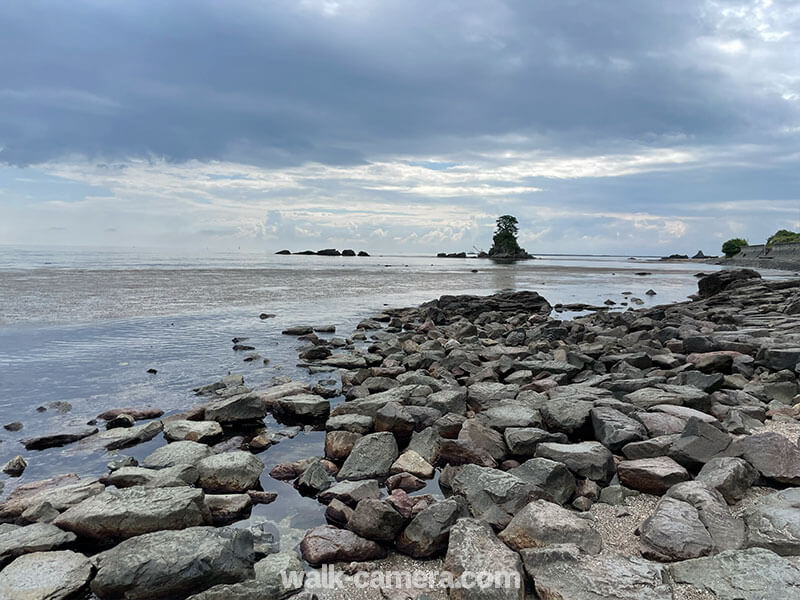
[767, 229, 800, 246]
[721, 238, 748, 257]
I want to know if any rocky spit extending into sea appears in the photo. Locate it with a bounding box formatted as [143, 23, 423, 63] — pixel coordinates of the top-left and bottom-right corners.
[1, 268, 800, 599]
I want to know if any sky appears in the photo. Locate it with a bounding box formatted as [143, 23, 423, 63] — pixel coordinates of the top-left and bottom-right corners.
[0, 0, 798, 256]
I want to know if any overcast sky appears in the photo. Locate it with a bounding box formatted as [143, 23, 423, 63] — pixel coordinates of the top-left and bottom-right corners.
[0, 0, 798, 255]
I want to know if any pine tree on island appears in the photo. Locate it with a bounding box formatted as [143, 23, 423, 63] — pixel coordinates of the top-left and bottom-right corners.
[484, 215, 534, 260]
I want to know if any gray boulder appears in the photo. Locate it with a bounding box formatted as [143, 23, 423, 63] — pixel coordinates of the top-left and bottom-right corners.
[337, 432, 398, 480]
[101, 464, 199, 488]
[535, 441, 615, 482]
[508, 458, 576, 505]
[458, 419, 508, 461]
[540, 398, 593, 435]
[295, 459, 332, 496]
[670, 548, 800, 600]
[204, 392, 268, 423]
[80, 420, 162, 450]
[318, 479, 381, 506]
[91, 526, 254, 600]
[450, 464, 537, 529]
[728, 431, 800, 485]
[617, 456, 690, 495]
[54, 487, 210, 540]
[163, 420, 222, 443]
[0, 523, 77, 564]
[196, 451, 264, 492]
[142, 440, 214, 468]
[444, 518, 525, 600]
[504, 427, 567, 458]
[639, 496, 713, 561]
[666, 481, 745, 553]
[668, 417, 731, 467]
[300, 525, 387, 566]
[744, 488, 800, 556]
[347, 499, 407, 542]
[274, 394, 330, 422]
[696, 457, 759, 504]
[498, 499, 602, 553]
[396, 498, 466, 558]
[0, 550, 92, 600]
[590, 406, 647, 452]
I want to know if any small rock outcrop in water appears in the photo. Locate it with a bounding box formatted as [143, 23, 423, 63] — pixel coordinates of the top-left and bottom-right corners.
[3, 268, 800, 598]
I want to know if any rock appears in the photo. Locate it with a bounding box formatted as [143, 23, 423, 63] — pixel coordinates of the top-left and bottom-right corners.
[540, 398, 593, 435]
[696, 457, 759, 504]
[54, 486, 210, 540]
[347, 498, 406, 542]
[196, 451, 265, 493]
[386, 472, 426, 492]
[668, 416, 731, 467]
[727, 431, 800, 485]
[590, 406, 647, 452]
[622, 434, 680, 460]
[21, 426, 99, 450]
[624, 385, 707, 409]
[0, 475, 102, 522]
[436, 439, 497, 468]
[525, 552, 672, 600]
[697, 269, 761, 298]
[205, 393, 268, 423]
[535, 441, 615, 482]
[295, 460, 333, 496]
[97, 407, 164, 421]
[479, 402, 542, 431]
[670, 548, 800, 600]
[761, 347, 800, 371]
[318, 480, 381, 506]
[503, 427, 567, 457]
[204, 494, 252, 525]
[639, 496, 713, 561]
[247, 490, 277, 505]
[498, 499, 602, 553]
[598, 485, 640, 505]
[508, 458, 576, 505]
[300, 525, 387, 566]
[326, 414, 373, 434]
[80, 420, 162, 450]
[450, 464, 537, 529]
[744, 488, 800, 556]
[282, 325, 313, 335]
[390, 450, 434, 478]
[458, 419, 508, 461]
[0, 550, 92, 600]
[142, 440, 215, 468]
[407, 428, 443, 464]
[92, 526, 254, 600]
[4, 422, 22, 432]
[163, 420, 223, 443]
[374, 401, 415, 439]
[666, 481, 745, 553]
[273, 394, 330, 422]
[187, 552, 302, 600]
[101, 464, 199, 488]
[396, 498, 466, 558]
[325, 499, 354, 527]
[617, 456, 690, 495]
[444, 518, 525, 600]
[337, 432, 398, 480]
[466, 382, 519, 412]
[0, 523, 77, 564]
[299, 345, 331, 360]
[2, 455, 27, 477]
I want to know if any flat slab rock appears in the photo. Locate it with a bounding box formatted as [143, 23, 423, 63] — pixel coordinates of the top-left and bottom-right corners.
[300, 525, 387, 566]
[617, 456, 690, 495]
[744, 487, 800, 556]
[53, 486, 210, 540]
[524, 551, 672, 600]
[670, 548, 800, 600]
[498, 499, 602, 554]
[0, 522, 77, 564]
[91, 526, 255, 600]
[0, 550, 93, 600]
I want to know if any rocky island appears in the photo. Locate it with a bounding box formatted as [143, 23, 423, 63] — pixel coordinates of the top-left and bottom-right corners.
[1, 269, 800, 599]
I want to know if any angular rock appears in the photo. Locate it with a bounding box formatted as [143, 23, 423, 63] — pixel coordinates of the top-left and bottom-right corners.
[273, 394, 330, 422]
[696, 457, 759, 504]
[102, 464, 199, 488]
[504, 427, 567, 457]
[54, 487, 210, 540]
[324, 430, 362, 461]
[508, 458, 576, 505]
[325, 414, 373, 434]
[666, 481, 745, 553]
[295, 459, 333, 496]
[300, 525, 387, 566]
[0, 523, 77, 564]
[390, 450, 434, 479]
[0, 550, 92, 600]
[540, 398, 593, 435]
[142, 440, 215, 468]
[337, 432, 398, 480]
[80, 420, 162, 450]
[458, 419, 508, 461]
[450, 464, 537, 529]
[444, 518, 524, 600]
[347, 498, 406, 542]
[318, 479, 381, 507]
[535, 441, 615, 482]
[590, 406, 647, 452]
[668, 416, 731, 467]
[744, 488, 800, 556]
[204, 494, 253, 525]
[20, 426, 99, 450]
[640, 496, 713, 561]
[396, 498, 466, 558]
[163, 420, 222, 443]
[498, 499, 602, 553]
[728, 431, 800, 485]
[92, 526, 254, 600]
[196, 451, 264, 493]
[670, 548, 800, 600]
[617, 456, 690, 495]
[205, 393, 268, 423]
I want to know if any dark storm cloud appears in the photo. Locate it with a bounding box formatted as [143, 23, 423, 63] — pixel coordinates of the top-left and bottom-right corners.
[0, 0, 796, 166]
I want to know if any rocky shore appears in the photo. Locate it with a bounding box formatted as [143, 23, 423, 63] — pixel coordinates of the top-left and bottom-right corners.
[1, 269, 800, 599]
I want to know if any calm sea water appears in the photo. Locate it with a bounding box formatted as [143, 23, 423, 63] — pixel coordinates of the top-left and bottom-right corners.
[0, 246, 792, 544]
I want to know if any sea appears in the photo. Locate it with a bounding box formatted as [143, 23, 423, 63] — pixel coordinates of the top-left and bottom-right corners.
[0, 246, 793, 547]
